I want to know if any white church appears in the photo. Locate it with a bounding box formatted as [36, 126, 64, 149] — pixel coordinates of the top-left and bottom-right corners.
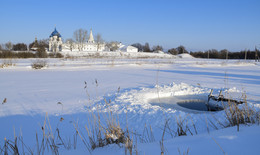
[48, 27, 62, 52]
[48, 27, 137, 53]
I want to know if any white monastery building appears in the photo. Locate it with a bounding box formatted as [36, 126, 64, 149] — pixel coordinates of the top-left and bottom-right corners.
[48, 28, 106, 52]
[83, 29, 106, 51]
[48, 27, 138, 53]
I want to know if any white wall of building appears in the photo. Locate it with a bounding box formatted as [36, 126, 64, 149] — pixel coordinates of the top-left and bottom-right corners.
[119, 45, 138, 52]
[127, 46, 138, 52]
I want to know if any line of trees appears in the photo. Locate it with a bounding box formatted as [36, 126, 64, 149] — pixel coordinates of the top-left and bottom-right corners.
[29, 39, 49, 50]
[13, 43, 27, 51]
[167, 45, 260, 60]
[1, 42, 14, 51]
[168, 45, 189, 55]
[0, 40, 61, 58]
[0, 39, 49, 52]
[0, 50, 63, 59]
[105, 41, 120, 51]
[131, 42, 164, 52]
[190, 49, 259, 60]
[1, 42, 28, 51]
[73, 28, 87, 51]
[131, 43, 189, 54]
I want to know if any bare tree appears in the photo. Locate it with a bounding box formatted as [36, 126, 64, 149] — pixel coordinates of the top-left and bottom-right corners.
[152, 45, 163, 52]
[106, 41, 119, 51]
[177, 45, 188, 54]
[131, 43, 144, 52]
[220, 49, 228, 60]
[168, 48, 178, 55]
[66, 38, 74, 51]
[255, 46, 259, 62]
[95, 33, 103, 51]
[13, 43, 28, 51]
[73, 29, 87, 51]
[5, 41, 13, 51]
[143, 42, 151, 52]
[206, 49, 219, 58]
[38, 39, 49, 49]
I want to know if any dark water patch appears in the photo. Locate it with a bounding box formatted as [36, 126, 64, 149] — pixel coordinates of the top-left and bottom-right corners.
[149, 95, 223, 112]
[177, 99, 224, 111]
[177, 99, 208, 111]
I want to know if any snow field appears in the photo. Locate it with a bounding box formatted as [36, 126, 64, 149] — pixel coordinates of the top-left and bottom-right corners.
[0, 53, 260, 154]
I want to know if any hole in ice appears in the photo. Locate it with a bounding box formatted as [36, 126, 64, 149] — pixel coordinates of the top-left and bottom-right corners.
[149, 95, 223, 112]
[177, 99, 209, 111]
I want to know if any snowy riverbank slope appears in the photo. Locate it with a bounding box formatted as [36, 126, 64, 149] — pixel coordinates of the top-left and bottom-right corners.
[0, 53, 260, 154]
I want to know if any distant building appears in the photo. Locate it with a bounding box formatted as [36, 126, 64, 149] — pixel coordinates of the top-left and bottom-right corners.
[49, 27, 62, 52]
[30, 37, 39, 51]
[48, 27, 106, 52]
[119, 45, 138, 52]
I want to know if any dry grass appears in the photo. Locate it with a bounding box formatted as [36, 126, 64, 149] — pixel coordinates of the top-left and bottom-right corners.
[0, 113, 77, 155]
[0, 59, 16, 68]
[73, 99, 135, 154]
[35, 113, 78, 154]
[139, 124, 155, 143]
[31, 59, 48, 69]
[160, 119, 168, 155]
[208, 89, 260, 131]
[211, 137, 226, 155]
[175, 115, 195, 137]
[178, 147, 190, 155]
[223, 101, 259, 131]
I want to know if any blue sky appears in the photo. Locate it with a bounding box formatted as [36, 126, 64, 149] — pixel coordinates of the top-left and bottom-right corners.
[0, 0, 259, 51]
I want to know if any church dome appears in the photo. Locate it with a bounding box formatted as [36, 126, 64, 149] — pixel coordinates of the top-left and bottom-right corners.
[49, 27, 61, 38]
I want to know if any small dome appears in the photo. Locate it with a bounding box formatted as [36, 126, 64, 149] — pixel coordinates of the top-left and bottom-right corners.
[50, 27, 61, 38]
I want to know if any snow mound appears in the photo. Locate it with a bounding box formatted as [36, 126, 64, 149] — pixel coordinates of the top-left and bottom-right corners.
[177, 53, 194, 59]
[86, 83, 215, 134]
[85, 82, 260, 137]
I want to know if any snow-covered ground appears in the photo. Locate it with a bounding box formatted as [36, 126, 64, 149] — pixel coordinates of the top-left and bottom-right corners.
[0, 53, 260, 154]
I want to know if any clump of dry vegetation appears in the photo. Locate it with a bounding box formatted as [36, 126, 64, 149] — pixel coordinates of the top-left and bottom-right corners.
[0, 59, 16, 68]
[207, 89, 260, 131]
[0, 113, 76, 155]
[31, 59, 48, 69]
[48, 52, 64, 58]
[74, 104, 135, 154]
[223, 101, 260, 131]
